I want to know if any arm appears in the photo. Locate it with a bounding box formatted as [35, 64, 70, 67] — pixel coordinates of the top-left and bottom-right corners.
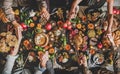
[36, 0, 47, 11]
[2, 0, 15, 22]
[2, 55, 18, 74]
[106, 0, 114, 33]
[68, 0, 82, 20]
[70, 0, 82, 12]
[37, 0, 50, 20]
[106, 0, 115, 47]
[2, 26, 22, 74]
[35, 51, 54, 74]
[35, 60, 54, 74]
[2, 0, 23, 39]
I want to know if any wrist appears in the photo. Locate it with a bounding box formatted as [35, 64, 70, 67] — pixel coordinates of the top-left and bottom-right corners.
[40, 61, 46, 68]
[41, 7, 47, 12]
[12, 21, 20, 27]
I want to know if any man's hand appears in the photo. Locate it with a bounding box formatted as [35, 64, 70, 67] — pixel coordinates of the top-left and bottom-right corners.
[40, 7, 50, 21]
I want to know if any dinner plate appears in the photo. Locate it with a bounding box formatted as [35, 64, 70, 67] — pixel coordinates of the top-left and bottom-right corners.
[56, 50, 72, 67]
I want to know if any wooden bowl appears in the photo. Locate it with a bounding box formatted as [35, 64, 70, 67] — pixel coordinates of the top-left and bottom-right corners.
[34, 33, 49, 47]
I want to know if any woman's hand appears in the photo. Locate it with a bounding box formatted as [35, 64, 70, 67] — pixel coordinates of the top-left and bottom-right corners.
[10, 21, 23, 56]
[78, 55, 87, 67]
[39, 51, 49, 68]
[12, 20, 23, 39]
[68, 6, 79, 20]
[68, 11, 76, 20]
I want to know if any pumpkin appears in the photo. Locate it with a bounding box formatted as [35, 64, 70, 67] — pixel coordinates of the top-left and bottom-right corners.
[23, 40, 30, 46]
[49, 48, 55, 54]
[65, 44, 71, 51]
[29, 22, 35, 28]
[76, 23, 82, 29]
[116, 30, 120, 36]
[37, 23, 42, 29]
[90, 49, 95, 55]
[88, 23, 94, 29]
[82, 16, 86, 22]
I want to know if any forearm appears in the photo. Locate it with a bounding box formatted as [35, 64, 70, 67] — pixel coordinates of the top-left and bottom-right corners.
[34, 62, 46, 74]
[107, 0, 114, 31]
[2, 0, 15, 22]
[36, 0, 47, 11]
[107, 0, 114, 14]
[35, 60, 54, 74]
[2, 55, 18, 74]
[70, 0, 82, 12]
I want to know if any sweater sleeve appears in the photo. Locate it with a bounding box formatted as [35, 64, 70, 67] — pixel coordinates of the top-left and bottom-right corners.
[2, 0, 15, 22]
[36, 0, 47, 11]
[2, 55, 18, 74]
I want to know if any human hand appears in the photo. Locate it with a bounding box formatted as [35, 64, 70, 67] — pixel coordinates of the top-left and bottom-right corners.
[78, 54, 87, 67]
[40, 7, 50, 21]
[68, 11, 76, 20]
[12, 20, 23, 39]
[10, 21, 23, 56]
[39, 51, 49, 68]
[68, 6, 79, 20]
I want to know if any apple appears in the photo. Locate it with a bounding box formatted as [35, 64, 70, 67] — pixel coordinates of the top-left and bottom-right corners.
[97, 43, 103, 49]
[57, 21, 63, 25]
[67, 25, 72, 30]
[113, 9, 117, 14]
[20, 23, 27, 30]
[45, 23, 52, 30]
[116, 10, 120, 14]
[63, 23, 68, 29]
[71, 30, 75, 35]
[66, 20, 71, 25]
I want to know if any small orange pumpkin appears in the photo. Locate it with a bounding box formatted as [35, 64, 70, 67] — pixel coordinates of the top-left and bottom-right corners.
[82, 16, 86, 22]
[23, 40, 30, 46]
[65, 44, 71, 51]
[29, 22, 35, 28]
[49, 48, 55, 54]
[37, 23, 42, 29]
[76, 24, 82, 29]
[116, 30, 120, 36]
[90, 49, 95, 55]
[88, 23, 94, 29]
